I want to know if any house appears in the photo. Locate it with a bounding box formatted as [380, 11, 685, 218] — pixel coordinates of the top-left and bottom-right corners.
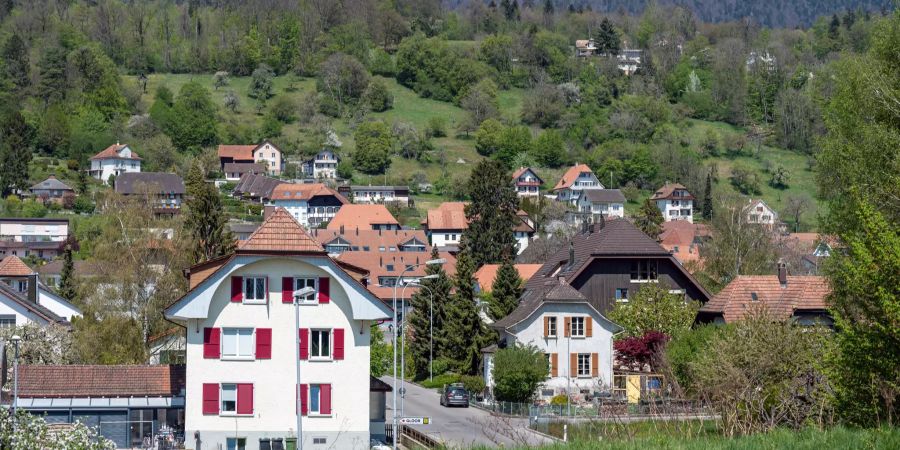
[164, 208, 391, 449]
[218, 141, 283, 176]
[474, 264, 543, 293]
[552, 164, 604, 205]
[650, 183, 694, 223]
[89, 143, 142, 184]
[0, 255, 81, 322]
[149, 327, 186, 365]
[575, 39, 598, 57]
[336, 185, 411, 205]
[115, 172, 186, 217]
[512, 167, 543, 198]
[327, 204, 400, 231]
[697, 264, 832, 326]
[224, 162, 268, 181]
[38, 259, 101, 288]
[232, 173, 283, 203]
[30, 176, 74, 204]
[617, 49, 642, 75]
[0, 217, 69, 261]
[301, 150, 341, 179]
[658, 221, 709, 268]
[228, 223, 261, 242]
[268, 183, 348, 229]
[12, 365, 186, 449]
[745, 199, 778, 227]
[575, 189, 626, 219]
[422, 202, 535, 254]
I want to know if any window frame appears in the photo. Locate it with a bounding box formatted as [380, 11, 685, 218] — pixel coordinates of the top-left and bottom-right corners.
[221, 328, 255, 360]
[308, 384, 332, 416]
[576, 353, 591, 378]
[0, 314, 16, 328]
[220, 383, 238, 414]
[310, 329, 332, 360]
[226, 438, 246, 450]
[293, 277, 318, 304]
[570, 317, 586, 338]
[545, 353, 553, 378]
[630, 260, 659, 282]
[242, 276, 267, 304]
[615, 288, 629, 302]
[547, 316, 558, 338]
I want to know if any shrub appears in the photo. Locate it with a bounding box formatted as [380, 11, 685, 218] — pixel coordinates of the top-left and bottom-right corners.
[614, 331, 670, 372]
[73, 196, 95, 214]
[493, 344, 548, 403]
[607, 284, 700, 338]
[270, 96, 297, 123]
[426, 117, 447, 138]
[663, 324, 723, 394]
[420, 373, 461, 390]
[461, 374, 486, 396]
[730, 164, 762, 195]
[0, 407, 115, 449]
[364, 79, 394, 112]
[550, 394, 569, 406]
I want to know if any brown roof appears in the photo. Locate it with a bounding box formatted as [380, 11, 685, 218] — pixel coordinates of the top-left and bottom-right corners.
[224, 162, 267, 174]
[38, 260, 101, 277]
[700, 275, 831, 322]
[425, 202, 468, 230]
[650, 183, 694, 201]
[475, 264, 543, 293]
[327, 205, 399, 231]
[512, 167, 543, 183]
[17, 365, 185, 398]
[659, 221, 704, 266]
[310, 229, 428, 250]
[115, 172, 185, 195]
[217, 144, 258, 160]
[552, 164, 594, 191]
[270, 183, 348, 203]
[233, 173, 282, 200]
[0, 255, 35, 277]
[90, 144, 141, 161]
[0, 282, 67, 324]
[238, 207, 325, 253]
[335, 250, 457, 301]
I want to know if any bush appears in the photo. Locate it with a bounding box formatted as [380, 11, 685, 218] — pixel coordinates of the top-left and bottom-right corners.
[420, 373, 461, 390]
[73, 196, 95, 214]
[426, 117, 447, 138]
[461, 375, 486, 396]
[550, 394, 569, 406]
[431, 357, 457, 376]
[364, 79, 394, 112]
[270, 96, 297, 123]
[493, 344, 548, 403]
[664, 325, 722, 394]
[0, 407, 115, 449]
[66, 159, 79, 170]
[607, 284, 700, 338]
[730, 164, 762, 195]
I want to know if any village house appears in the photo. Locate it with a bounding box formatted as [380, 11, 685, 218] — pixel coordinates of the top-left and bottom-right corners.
[658, 221, 710, 269]
[232, 173, 283, 204]
[574, 39, 598, 57]
[267, 183, 348, 229]
[301, 150, 341, 179]
[0, 255, 80, 326]
[336, 185, 411, 205]
[164, 208, 392, 449]
[575, 189, 626, 220]
[218, 141, 283, 176]
[224, 162, 267, 181]
[38, 258, 101, 288]
[29, 176, 74, 204]
[650, 183, 694, 223]
[474, 264, 543, 294]
[552, 164, 605, 205]
[115, 172, 186, 218]
[512, 167, 543, 198]
[745, 199, 779, 227]
[327, 204, 401, 231]
[0, 217, 69, 261]
[228, 223, 260, 242]
[89, 143, 142, 184]
[421, 202, 535, 254]
[784, 233, 837, 275]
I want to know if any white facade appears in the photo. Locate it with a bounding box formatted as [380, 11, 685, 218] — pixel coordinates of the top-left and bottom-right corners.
[303, 151, 339, 179]
[0, 291, 51, 327]
[269, 200, 341, 229]
[556, 173, 603, 205]
[576, 196, 625, 218]
[746, 200, 778, 226]
[428, 231, 462, 249]
[656, 198, 694, 223]
[514, 231, 531, 255]
[347, 188, 409, 205]
[0, 220, 68, 243]
[90, 146, 141, 183]
[254, 142, 283, 176]
[166, 255, 390, 450]
[514, 169, 542, 198]
[35, 286, 81, 322]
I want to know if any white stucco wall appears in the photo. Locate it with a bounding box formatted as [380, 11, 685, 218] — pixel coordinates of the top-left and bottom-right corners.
[90, 158, 141, 183]
[428, 231, 461, 248]
[37, 288, 81, 321]
[271, 200, 311, 227]
[0, 292, 51, 327]
[656, 199, 694, 223]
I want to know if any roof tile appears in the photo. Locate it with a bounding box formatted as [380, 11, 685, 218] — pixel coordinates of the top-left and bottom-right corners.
[17, 365, 185, 398]
[238, 208, 325, 253]
[326, 205, 399, 230]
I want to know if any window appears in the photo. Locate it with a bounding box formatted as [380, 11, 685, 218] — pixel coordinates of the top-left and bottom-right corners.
[221, 384, 237, 413]
[313, 438, 327, 445]
[226, 438, 246, 450]
[615, 288, 628, 302]
[243, 277, 266, 302]
[630, 260, 658, 281]
[0, 315, 15, 328]
[571, 317, 585, 337]
[547, 317, 557, 337]
[294, 278, 318, 303]
[577, 354, 591, 377]
[545, 354, 553, 376]
[309, 384, 322, 414]
[222, 328, 254, 359]
[15, 280, 27, 293]
[310, 330, 331, 359]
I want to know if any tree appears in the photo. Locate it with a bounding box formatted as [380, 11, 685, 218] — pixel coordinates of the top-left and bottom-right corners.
[443, 243, 492, 375]
[769, 165, 790, 189]
[317, 53, 370, 115]
[1, 35, 30, 93]
[35, 45, 68, 105]
[408, 248, 453, 379]
[607, 284, 699, 338]
[475, 118, 505, 157]
[730, 164, 762, 195]
[614, 331, 669, 372]
[595, 18, 621, 55]
[531, 129, 565, 168]
[0, 109, 33, 196]
[370, 323, 391, 377]
[495, 126, 532, 168]
[213, 71, 230, 90]
[489, 258, 523, 320]
[167, 82, 218, 152]
[363, 78, 394, 112]
[633, 199, 664, 239]
[463, 159, 519, 267]
[352, 121, 393, 174]
[224, 91, 239, 112]
[460, 79, 499, 128]
[1, 407, 116, 449]
[184, 163, 235, 264]
[702, 172, 714, 221]
[248, 64, 275, 100]
[783, 194, 811, 232]
[58, 244, 78, 302]
[492, 344, 548, 402]
[521, 83, 565, 128]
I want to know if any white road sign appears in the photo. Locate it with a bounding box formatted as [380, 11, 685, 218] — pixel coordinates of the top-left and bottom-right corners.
[400, 417, 431, 425]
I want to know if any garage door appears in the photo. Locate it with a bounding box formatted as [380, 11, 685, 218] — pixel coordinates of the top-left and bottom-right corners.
[72, 411, 128, 449]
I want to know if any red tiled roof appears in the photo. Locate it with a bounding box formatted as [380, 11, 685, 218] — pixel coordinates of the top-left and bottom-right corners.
[475, 264, 542, 293]
[310, 229, 428, 250]
[238, 207, 325, 253]
[0, 255, 34, 277]
[17, 365, 185, 398]
[335, 250, 457, 301]
[650, 183, 694, 201]
[217, 144, 258, 160]
[700, 275, 831, 322]
[270, 183, 348, 203]
[552, 164, 593, 191]
[326, 205, 399, 231]
[512, 167, 543, 183]
[425, 202, 468, 230]
[90, 144, 141, 161]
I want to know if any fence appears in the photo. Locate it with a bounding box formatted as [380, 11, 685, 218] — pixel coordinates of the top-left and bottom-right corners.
[474, 398, 714, 420]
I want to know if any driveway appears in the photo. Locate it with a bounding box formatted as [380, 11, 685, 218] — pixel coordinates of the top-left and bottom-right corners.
[382, 377, 555, 449]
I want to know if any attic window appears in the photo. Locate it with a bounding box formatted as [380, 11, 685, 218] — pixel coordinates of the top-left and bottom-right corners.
[379, 246, 386, 252]
[750, 292, 759, 302]
[386, 264, 394, 271]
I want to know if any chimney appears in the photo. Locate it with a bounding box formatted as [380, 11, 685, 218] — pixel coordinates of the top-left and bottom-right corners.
[777, 260, 788, 288]
[27, 273, 38, 303]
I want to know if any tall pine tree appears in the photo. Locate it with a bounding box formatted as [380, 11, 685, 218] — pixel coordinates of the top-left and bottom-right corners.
[634, 198, 664, 239]
[407, 248, 453, 380]
[184, 163, 235, 263]
[489, 257, 523, 320]
[0, 108, 33, 196]
[703, 172, 714, 221]
[58, 244, 78, 303]
[443, 241, 493, 375]
[464, 159, 519, 267]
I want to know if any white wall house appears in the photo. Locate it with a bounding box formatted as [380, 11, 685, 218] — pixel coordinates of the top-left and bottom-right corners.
[650, 183, 694, 223]
[552, 164, 604, 205]
[575, 189, 626, 219]
[337, 186, 410, 205]
[268, 183, 347, 229]
[0, 278, 72, 328]
[512, 167, 543, 198]
[165, 208, 391, 450]
[0, 218, 69, 261]
[302, 150, 340, 180]
[89, 143, 142, 184]
[423, 202, 534, 254]
[746, 199, 778, 227]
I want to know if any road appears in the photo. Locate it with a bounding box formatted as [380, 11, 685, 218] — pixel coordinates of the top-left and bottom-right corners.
[382, 377, 555, 449]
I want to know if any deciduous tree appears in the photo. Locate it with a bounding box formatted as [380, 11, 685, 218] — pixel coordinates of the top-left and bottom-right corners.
[633, 198, 664, 239]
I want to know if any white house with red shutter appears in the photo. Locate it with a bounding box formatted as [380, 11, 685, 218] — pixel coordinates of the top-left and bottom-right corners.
[164, 208, 391, 450]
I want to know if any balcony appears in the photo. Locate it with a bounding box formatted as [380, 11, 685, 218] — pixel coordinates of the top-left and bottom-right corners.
[516, 181, 541, 187]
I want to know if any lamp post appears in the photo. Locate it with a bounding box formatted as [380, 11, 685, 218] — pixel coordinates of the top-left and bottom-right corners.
[293, 286, 316, 449]
[11, 334, 21, 429]
[392, 258, 445, 450]
[399, 275, 438, 417]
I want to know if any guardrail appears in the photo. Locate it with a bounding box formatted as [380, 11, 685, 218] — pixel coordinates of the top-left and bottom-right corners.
[385, 424, 442, 449]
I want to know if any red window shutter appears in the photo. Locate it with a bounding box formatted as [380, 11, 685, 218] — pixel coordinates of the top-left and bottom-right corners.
[202, 383, 219, 415]
[231, 277, 243, 302]
[236, 383, 253, 415]
[333, 328, 345, 360]
[300, 383, 309, 416]
[256, 328, 272, 359]
[203, 328, 220, 359]
[320, 384, 332, 415]
[318, 277, 330, 303]
[282, 277, 293, 303]
[299, 328, 309, 360]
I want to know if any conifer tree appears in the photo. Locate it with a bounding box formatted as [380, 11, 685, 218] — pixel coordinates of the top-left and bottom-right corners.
[489, 257, 523, 320]
[634, 198, 664, 239]
[703, 172, 714, 221]
[464, 159, 519, 267]
[407, 248, 453, 380]
[184, 163, 235, 263]
[443, 241, 493, 375]
[58, 244, 78, 303]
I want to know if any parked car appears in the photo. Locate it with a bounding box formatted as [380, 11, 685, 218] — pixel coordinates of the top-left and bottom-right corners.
[439, 385, 469, 407]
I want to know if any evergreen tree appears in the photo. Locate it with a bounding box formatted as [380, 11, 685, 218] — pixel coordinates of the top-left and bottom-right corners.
[543, 0, 554, 15]
[0, 109, 33, 196]
[407, 248, 453, 380]
[489, 257, 523, 320]
[58, 244, 78, 302]
[1, 34, 30, 93]
[443, 242, 493, 375]
[36, 45, 68, 105]
[702, 173, 714, 221]
[463, 159, 519, 267]
[184, 163, 235, 264]
[595, 18, 621, 55]
[634, 198, 664, 239]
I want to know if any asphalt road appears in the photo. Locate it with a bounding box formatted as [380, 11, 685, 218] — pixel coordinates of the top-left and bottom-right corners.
[382, 377, 555, 449]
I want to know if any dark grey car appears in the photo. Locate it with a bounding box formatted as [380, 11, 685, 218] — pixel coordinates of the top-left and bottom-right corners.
[439, 386, 469, 407]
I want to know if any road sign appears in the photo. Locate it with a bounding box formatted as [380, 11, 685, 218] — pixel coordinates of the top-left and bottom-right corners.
[400, 417, 431, 425]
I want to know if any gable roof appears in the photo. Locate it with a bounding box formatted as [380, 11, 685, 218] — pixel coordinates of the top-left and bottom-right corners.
[238, 208, 325, 253]
[115, 172, 185, 195]
[492, 277, 620, 331]
[310, 229, 430, 251]
[0, 282, 67, 324]
[512, 167, 543, 183]
[270, 183, 348, 203]
[699, 275, 831, 322]
[223, 162, 267, 174]
[475, 264, 543, 293]
[579, 189, 626, 203]
[30, 176, 73, 192]
[650, 183, 694, 201]
[17, 365, 185, 398]
[425, 202, 468, 230]
[217, 144, 258, 160]
[37, 259, 101, 278]
[0, 255, 35, 277]
[553, 164, 594, 191]
[326, 205, 399, 230]
[233, 173, 282, 199]
[90, 144, 141, 161]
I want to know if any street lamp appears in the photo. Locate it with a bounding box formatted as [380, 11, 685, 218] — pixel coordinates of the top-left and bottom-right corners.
[11, 334, 21, 428]
[399, 275, 438, 417]
[293, 286, 316, 449]
[392, 258, 445, 450]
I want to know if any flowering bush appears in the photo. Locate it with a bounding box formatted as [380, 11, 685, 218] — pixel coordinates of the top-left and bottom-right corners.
[614, 330, 670, 371]
[0, 408, 115, 450]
